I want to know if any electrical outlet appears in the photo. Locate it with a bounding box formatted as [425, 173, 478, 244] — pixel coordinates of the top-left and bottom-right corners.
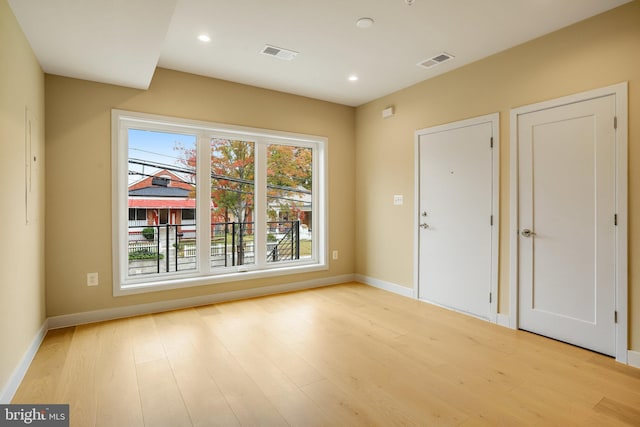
[393, 195, 403, 205]
[332, 250, 339, 260]
[87, 272, 99, 286]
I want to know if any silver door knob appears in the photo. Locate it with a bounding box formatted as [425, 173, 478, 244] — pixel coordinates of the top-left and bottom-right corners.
[521, 229, 536, 237]
[420, 223, 429, 229]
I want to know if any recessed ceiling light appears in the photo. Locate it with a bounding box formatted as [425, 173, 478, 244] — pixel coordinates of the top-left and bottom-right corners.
[348, 75, 359, 82]
[356, 17, 374, 29]
[197, 34, 211, 42]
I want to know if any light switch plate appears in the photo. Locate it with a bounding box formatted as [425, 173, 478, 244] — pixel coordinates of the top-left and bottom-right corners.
[87, 272, 99, 286]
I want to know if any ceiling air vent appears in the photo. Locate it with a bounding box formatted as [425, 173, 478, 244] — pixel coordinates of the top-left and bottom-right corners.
[417, 52, 454, 69]
[260, 44, 299, 61]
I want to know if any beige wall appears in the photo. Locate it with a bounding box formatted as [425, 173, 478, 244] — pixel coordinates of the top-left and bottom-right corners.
[0, 0, 46, 398]
[45, 68, 355, 316]
[355, 2, 640, 350]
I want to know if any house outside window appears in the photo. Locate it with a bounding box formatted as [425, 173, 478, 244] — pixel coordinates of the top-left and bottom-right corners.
[182, 209, 195, 222]
[112, 110, 327, 295]
[128, 208, 147, 223]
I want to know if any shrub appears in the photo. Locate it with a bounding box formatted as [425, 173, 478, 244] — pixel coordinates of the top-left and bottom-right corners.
[129, 248, 164, 260]
[142, 227, 155, 240]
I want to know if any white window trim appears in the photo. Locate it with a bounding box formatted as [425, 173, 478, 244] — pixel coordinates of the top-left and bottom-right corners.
[112, 109, 328, 296]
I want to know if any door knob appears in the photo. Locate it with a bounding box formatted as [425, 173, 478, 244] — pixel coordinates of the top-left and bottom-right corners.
[420, 223, 430, 229]
[521, 229, 536, 237]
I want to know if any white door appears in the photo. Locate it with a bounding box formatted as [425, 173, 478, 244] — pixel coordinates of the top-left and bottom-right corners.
[517, 95, 616, 356]
[418, 117, 497, 320]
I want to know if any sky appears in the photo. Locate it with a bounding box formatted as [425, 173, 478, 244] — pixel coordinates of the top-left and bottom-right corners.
[128, 128, 196, 185]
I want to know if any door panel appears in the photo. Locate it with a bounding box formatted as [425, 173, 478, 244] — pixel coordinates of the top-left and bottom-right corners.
[418, 121, 494, 320]
[518, 95, 616, 356]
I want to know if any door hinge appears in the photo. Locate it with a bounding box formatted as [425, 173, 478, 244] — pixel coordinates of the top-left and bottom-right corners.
[614, 311, 618, 323]
[490, 137, 494, 148]
[614, 214, 618, 226]
[489, 292, 492, 303]
[614, 116, 618, 130]
[490, 215, 493, 226]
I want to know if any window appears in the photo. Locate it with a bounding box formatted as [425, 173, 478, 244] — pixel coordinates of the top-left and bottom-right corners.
[182, 209, 195, 221]
[112, 110, 327, 295]
[128, 208, 146, 221]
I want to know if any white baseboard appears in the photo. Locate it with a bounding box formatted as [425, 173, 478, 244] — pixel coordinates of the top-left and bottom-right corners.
[0, 318, 49, 404]
[49, 274, 355, 329]
[356, 276, 511, 329]
[355, 274, 414, 298]
[496, 313, 512, 328]
[628, 350, 640, 369]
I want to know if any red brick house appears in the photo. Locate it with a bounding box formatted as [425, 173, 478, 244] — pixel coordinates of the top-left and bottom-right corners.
[128, 170, 202, 241]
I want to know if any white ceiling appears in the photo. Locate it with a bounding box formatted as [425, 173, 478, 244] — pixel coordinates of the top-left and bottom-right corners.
[8, 0, 632, 107]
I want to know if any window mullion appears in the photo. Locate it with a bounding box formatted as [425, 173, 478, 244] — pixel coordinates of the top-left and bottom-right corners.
[254, 143, 267, 268]
[197, 133, 211, 274]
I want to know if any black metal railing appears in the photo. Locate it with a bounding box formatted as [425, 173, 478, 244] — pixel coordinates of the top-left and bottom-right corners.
[127, 220, 301, 277]
[210, 221, 255, 268]
[267, 220, 300, 262]
[128, 224, 192, 275]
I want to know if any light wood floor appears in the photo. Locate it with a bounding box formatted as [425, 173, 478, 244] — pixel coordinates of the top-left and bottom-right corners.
[12, 282, 640, 426]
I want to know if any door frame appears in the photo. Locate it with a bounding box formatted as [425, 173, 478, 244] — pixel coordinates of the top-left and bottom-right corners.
[414, 113, 500, 323]
[509, 82, 628, 363]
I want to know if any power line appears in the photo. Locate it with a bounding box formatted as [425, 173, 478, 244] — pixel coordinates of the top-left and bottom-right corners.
[128, 170, 309, 206]
[129, 147, 184, 163]
[128, 158, 312, 195]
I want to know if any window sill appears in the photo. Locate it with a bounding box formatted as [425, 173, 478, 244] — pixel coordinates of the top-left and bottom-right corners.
[114, 262, 328, 296]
